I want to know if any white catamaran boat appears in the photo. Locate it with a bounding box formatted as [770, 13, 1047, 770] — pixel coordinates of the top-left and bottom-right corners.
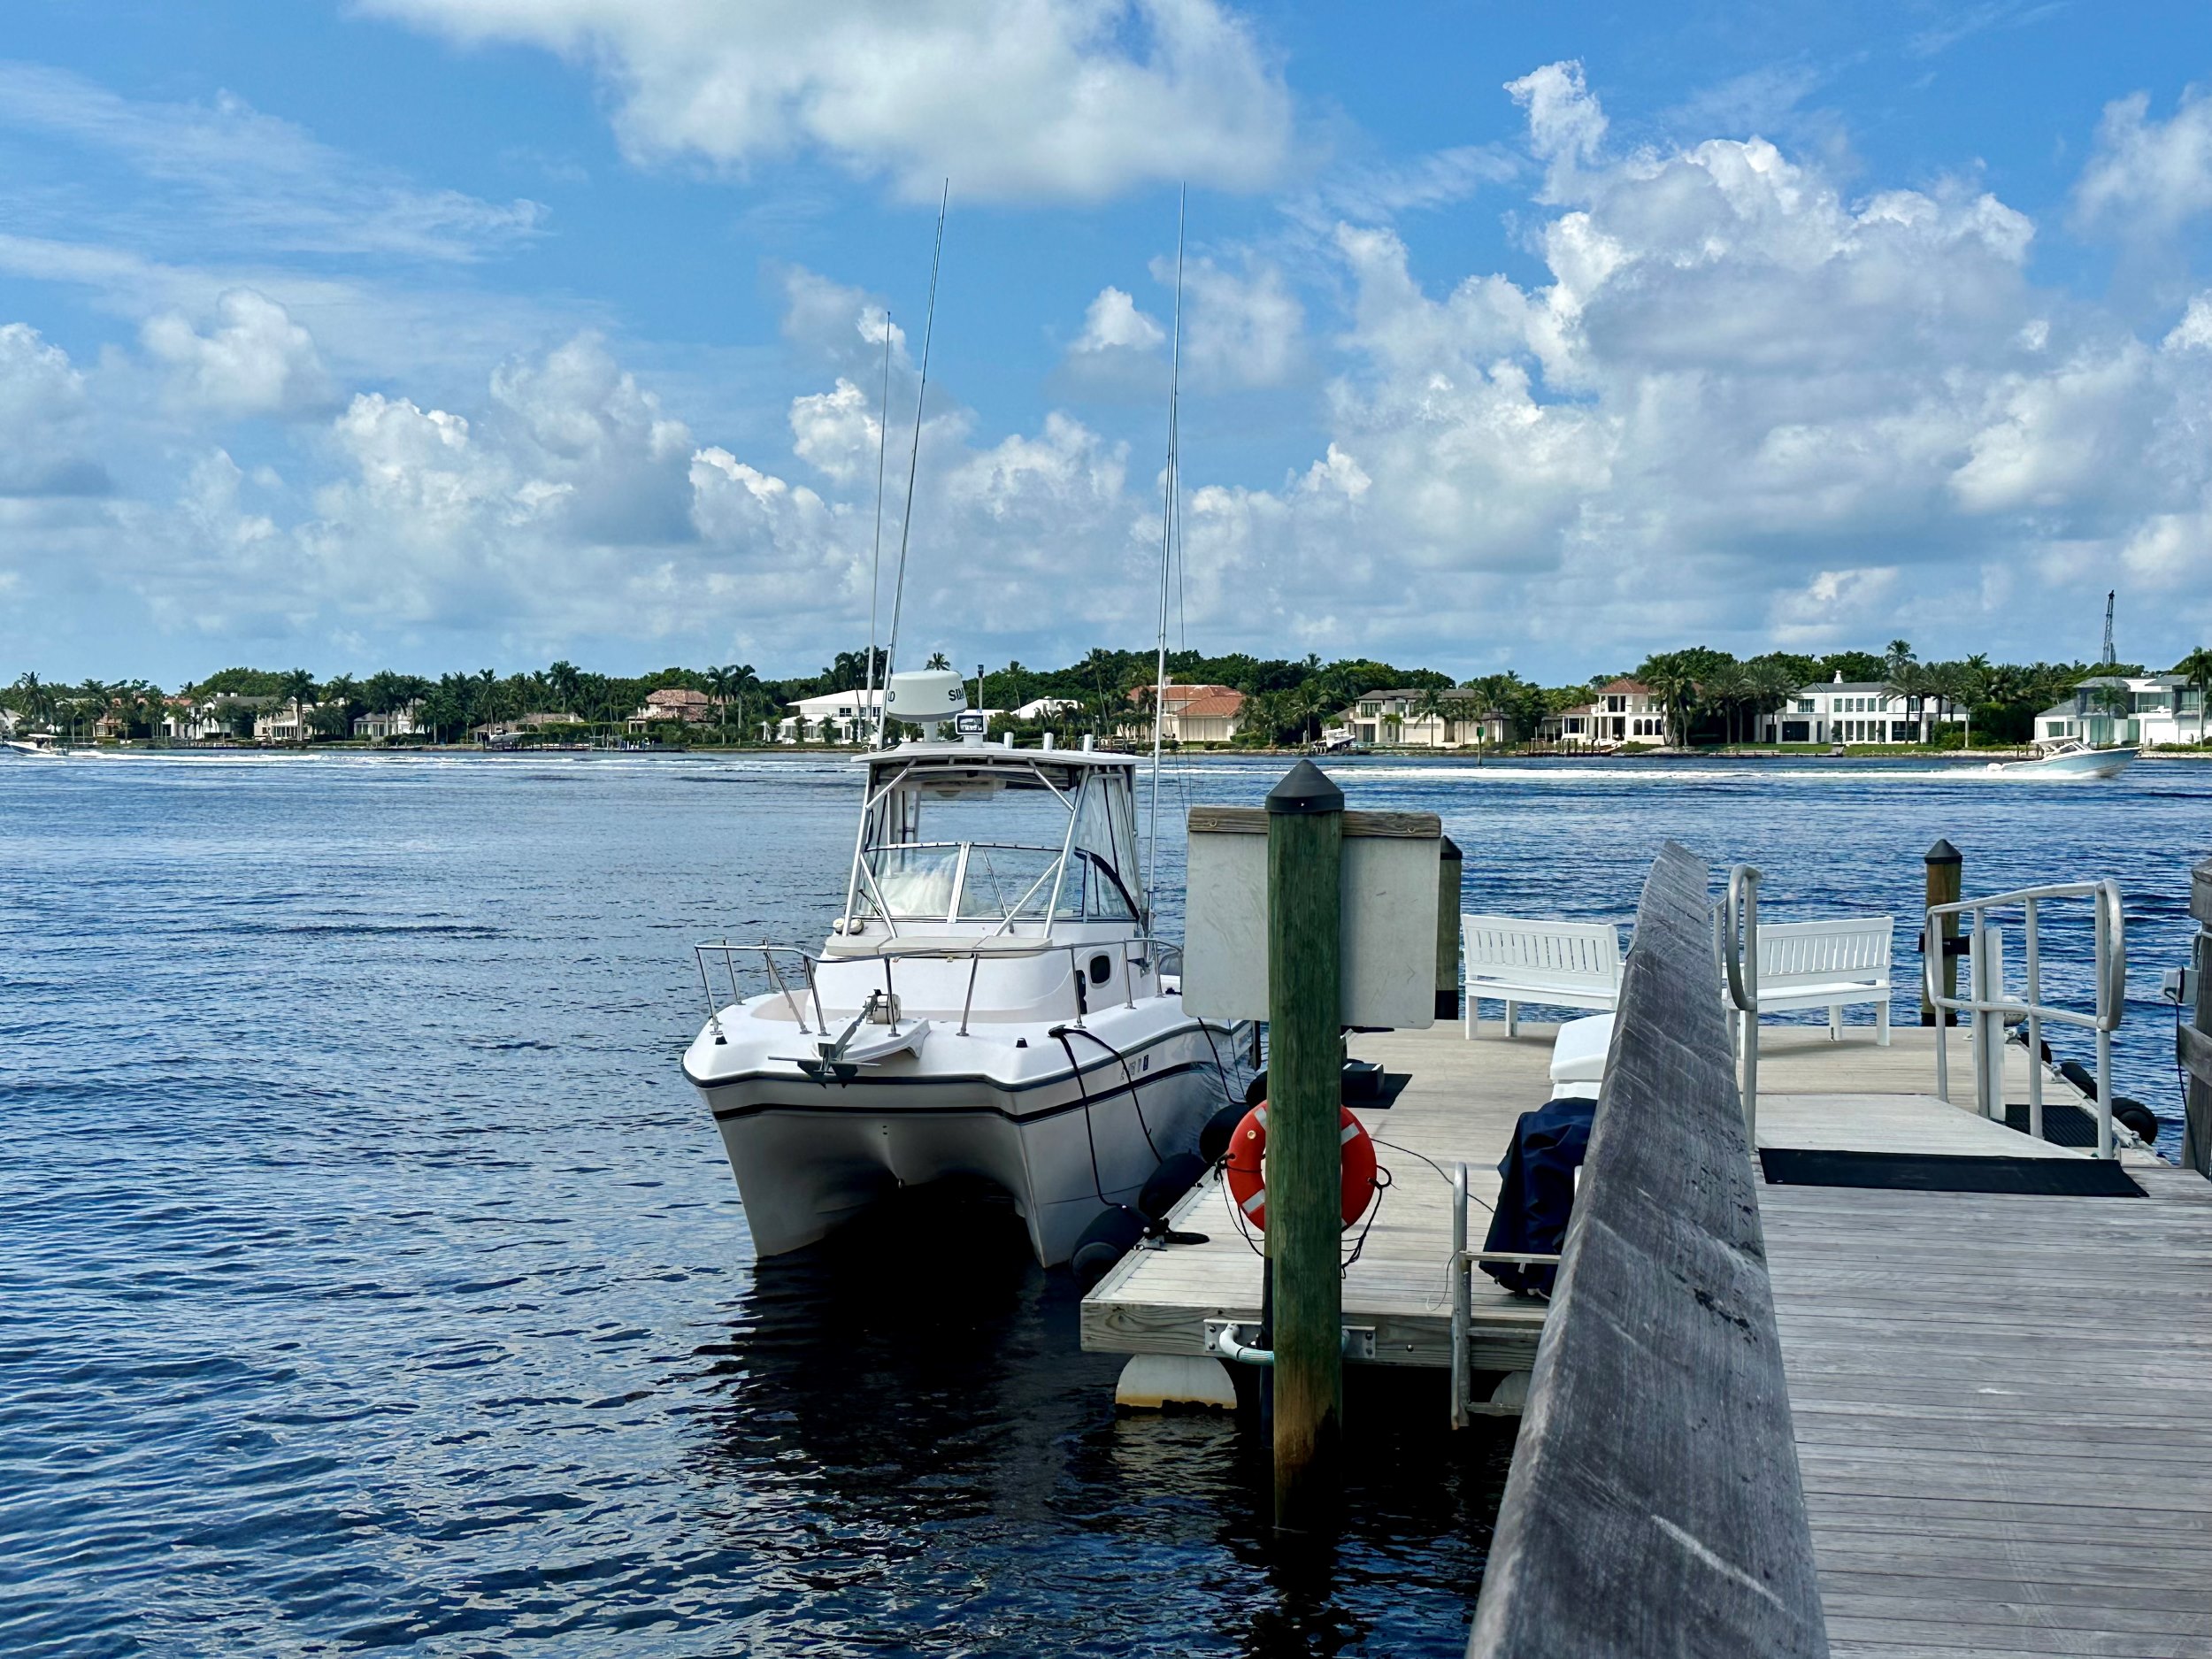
[1986, 738, 2137, 780]
[682, 680, 1239, 1265]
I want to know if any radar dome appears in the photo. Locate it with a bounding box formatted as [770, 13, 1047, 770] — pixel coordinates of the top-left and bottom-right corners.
[884, 669, 968, 736]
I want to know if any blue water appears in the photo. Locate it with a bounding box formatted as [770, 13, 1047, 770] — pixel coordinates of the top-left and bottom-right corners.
[3, 751, 2205, 1655]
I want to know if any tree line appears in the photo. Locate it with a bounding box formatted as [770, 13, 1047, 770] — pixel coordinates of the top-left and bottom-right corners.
[8, 638, 2211, 747]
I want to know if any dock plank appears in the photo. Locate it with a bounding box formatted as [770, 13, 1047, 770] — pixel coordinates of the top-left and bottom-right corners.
[1766, 1180, 2212, 1654]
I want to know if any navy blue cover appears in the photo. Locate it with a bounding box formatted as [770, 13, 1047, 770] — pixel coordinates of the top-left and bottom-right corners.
[1480, 1097, 1596, 1297]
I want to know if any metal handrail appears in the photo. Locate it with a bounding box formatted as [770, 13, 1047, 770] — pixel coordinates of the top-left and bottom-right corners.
[1448, 1161, 1563, 1427]
[1718, 864, 1762, 1142]
[1923, 879, 2124, 1158]
[694, 933, 1187, 1040]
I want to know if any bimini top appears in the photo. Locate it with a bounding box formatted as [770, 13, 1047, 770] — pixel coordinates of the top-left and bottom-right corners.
[860, 738, 1137, 770]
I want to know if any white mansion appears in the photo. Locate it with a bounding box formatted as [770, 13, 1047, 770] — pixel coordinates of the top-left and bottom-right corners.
[1756, 674, 1957, 745]
[2034, 675, 2207, 748]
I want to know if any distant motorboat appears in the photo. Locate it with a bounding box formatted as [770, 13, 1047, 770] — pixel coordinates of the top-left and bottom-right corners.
[3, 732, 67, 757]
[1986, 739, 2136, 780]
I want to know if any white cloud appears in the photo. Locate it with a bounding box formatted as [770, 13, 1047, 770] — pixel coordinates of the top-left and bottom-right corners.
[358, 0, 1293, 203]
[1173, 256, 1303, 389]
[1506, 60, 1608, 197]
[0, 323, 110, 497]
[142, 288, 330, 418]
[2075, 85, 2212, 236]
[2164, 293, 2212, 351]
[1149, 62, 2212, 665]
[1075, 288, 1166, 355]
[0, 61, 543, 262]
[295, 334, 705, 624]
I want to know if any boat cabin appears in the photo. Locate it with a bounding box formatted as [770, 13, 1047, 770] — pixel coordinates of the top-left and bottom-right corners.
[836, 741, 1148, 949]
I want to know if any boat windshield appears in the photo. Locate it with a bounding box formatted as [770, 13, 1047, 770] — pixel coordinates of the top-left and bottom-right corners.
[847, 757, 1141, 928]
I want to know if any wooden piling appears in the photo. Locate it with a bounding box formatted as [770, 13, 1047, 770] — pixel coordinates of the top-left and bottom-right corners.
[1434, 835, 1462, 1022]
[2185, 856, 2212, 1177]
[1264, 759, 1344, 1532]
[1921, 839, 1962, 1025]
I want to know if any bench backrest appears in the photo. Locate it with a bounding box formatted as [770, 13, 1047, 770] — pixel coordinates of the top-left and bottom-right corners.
[1757, 917, 1892, 985]
[1462, 916, 1624, 989]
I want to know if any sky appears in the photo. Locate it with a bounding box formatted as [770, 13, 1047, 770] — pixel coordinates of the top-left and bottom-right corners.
[4, 0, 2212, 687]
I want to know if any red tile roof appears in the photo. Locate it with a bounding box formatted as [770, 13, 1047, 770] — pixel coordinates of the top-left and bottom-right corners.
[1172, 690, 1245, 719]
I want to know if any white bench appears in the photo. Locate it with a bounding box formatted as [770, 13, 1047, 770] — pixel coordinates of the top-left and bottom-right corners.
[1461, 916, 1625, 1038]
[1755, 917, 1895, 1044]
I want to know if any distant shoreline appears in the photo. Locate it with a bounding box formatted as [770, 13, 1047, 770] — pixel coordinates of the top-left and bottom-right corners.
[29, 742, 2212, 764]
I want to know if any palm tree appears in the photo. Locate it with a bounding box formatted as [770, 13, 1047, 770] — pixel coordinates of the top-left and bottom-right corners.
[1411, 684, 1453, 748]
[1746, 659, 1802, 745]
[1937, 655, 1990, 750]
[2175, 648, 2212, 746]
[703, 665, 738, 745]
[1702, 660, 1752, 746]
[926, 651, 952, 672]
[549, 659, 582, 716]
[276, 668, 316, 744]
[725, 664, 761, 745]
[1885, 660, 1933, 744]
[1639, 656, 1701, 747]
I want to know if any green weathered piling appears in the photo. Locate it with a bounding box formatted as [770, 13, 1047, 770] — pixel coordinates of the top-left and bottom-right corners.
[1923, 840, 1962, 1026]
[1265, 760, 1344, 1532]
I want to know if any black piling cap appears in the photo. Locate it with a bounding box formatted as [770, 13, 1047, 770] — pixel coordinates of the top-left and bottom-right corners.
[1266, 758, 1344, 816]
[1925, 838, 1962, 865]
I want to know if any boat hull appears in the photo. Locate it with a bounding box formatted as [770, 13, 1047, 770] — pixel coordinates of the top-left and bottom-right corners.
[1991, 746, 2137, 780]
[688, 1011, 1232, 1265]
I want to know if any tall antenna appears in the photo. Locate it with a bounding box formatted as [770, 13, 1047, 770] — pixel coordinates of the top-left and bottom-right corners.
[1145, 188, 1187, 918]
[879, 180, 949, 746]
[862, 309, 894, 747]
[2101, 590, 2116, 667]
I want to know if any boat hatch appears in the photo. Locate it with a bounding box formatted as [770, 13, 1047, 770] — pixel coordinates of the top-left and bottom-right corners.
[842, 754, 1144, 931]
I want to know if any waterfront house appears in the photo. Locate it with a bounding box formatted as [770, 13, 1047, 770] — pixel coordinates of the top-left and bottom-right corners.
[1538, 680, 1665, 749]
[352, 701, 424, 741]
[162, 695, 230, 741]
[626, 687, 716, 731]
[1756, 673, 1955, 745]
[1334, 687, 1509, 748]
[1011, 695, 1084, 723]
[472, 712, 584, 744]
[254, 702, 326, 743]
[2034, 675, 2206, 747]
[1127, 683, 1247, 745]
[774, 688, 879, 743]
[167, 695, 275, 741]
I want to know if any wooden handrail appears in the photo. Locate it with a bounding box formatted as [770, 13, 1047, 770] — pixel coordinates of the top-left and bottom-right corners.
[1467, 841, 1829, 1658]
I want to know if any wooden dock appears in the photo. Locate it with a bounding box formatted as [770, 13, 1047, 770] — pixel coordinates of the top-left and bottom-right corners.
[1085, 961, 2210, 1653]
[1083, 1021, 2139, 1379]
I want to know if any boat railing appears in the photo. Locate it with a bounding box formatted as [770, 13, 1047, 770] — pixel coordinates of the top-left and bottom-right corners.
[692, 934, 1187, 1040]
[1923, 879, 2125, 1157]
[693, 943, 829, 1043]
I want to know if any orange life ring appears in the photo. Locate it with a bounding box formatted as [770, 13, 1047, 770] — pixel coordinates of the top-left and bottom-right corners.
[1223, 1100, 1379, 1232]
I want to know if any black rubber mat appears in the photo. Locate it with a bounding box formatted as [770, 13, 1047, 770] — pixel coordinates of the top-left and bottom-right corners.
[1759, 1147, 2143, 1196]
[2001, 1102, 2097, 1147]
